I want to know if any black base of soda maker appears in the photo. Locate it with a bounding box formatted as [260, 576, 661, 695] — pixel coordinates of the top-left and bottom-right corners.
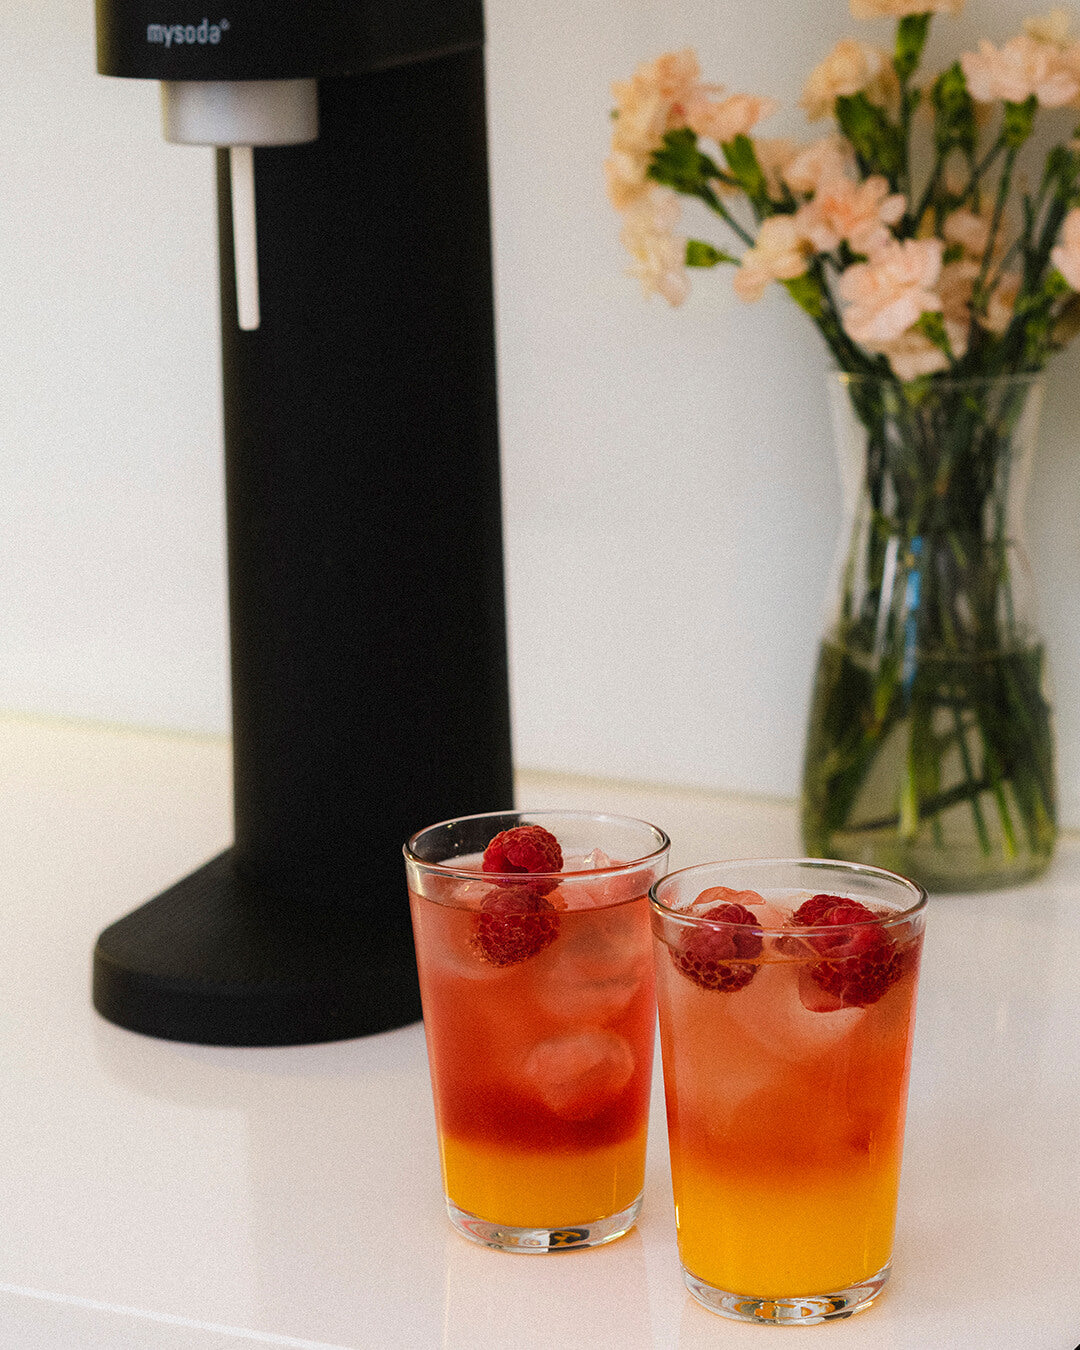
[92, 48, 514, 1046]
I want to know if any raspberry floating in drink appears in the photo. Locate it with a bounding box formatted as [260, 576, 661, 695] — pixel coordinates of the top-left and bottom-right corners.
[474, 886, 559, 966]
[672, 891, 764, 993]
[473, 824, 566, 965]
[483, 824, 563, 876]
[792, 893, 901, 1008]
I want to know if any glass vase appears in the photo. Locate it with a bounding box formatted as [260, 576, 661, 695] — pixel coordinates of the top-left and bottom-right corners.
[801, 372, 1056, 892]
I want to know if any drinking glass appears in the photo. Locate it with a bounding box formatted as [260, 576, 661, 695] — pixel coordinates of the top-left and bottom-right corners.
[651, 858, 926, 1322]
[405, 809, 670, 1252]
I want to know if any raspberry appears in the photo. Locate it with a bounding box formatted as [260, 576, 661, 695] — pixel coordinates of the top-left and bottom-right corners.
[474, 886, 559, 967]
[792, 893, 901, 1008]
[672, 900, 763, 992]
[483, 825, 563, 875]
[483, 825, 563, 896]
[791, 893, 846, 927]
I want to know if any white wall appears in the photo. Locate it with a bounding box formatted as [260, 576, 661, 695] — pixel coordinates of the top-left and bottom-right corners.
[4, 0, 1080, 823]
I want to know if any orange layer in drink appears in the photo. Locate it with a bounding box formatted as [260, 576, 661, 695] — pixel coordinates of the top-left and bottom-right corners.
[654, 919, 921, 1296]
[440, 1130, 648, 1229]
[411, 880, 656, 1228]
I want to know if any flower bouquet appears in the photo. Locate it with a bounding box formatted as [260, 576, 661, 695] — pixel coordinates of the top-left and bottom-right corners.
[606, 2, 1076, 887]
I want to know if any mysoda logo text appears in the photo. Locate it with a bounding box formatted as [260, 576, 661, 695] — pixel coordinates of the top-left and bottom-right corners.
[147, 18, 229, 47]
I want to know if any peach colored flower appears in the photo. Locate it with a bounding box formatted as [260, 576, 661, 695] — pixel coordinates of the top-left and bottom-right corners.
[606, 50, 777, 212]
[801, 39, 900, 122]
[837, 237, 944, 348]
[876, 330, 951, 381]
[943, 208, 992, 257]
[880, 333, 950, 379]
[1036, 11, 1080, 102]
[606, 50, 707, 211]
[960, 34, 1079, 106]
[605, 150, 651, 211]
[796, 174, 905, 255]
[1051, 206, 1080, 288]
[856, 224, 964, 379]
[869, 253, 979, 375]
[610, 50, 703, 156]
[783, 135, 857, 197]
[753, 138, 800, 197]
[686, 91, 779, 144]
[929, 254, 1021, 339]
[1062, 51, 1080, 98]
[733, 215, 812, 302]
[850, 0, 963, 16]
[620, 188, 690, 306]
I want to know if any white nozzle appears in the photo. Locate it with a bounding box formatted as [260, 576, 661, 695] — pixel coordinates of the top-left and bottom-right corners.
[230, 146, 260, 331]
[161, 79, 318, 147]
[160, 80, 318, 333]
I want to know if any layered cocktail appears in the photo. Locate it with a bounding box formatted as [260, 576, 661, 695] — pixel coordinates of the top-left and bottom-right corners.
[651, 858, 926, 1322]
[405, 810, 670, 1251]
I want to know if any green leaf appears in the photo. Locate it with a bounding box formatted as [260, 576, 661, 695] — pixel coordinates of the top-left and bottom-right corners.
[1002, 95, 1038, 148]
[722, 133, 772, 215]
[894, 14, 931, 83]
[835, 92, 905, 182]
[784, 272, 826, 319]
[685, 239, 735, 267]
[648, 127, 709, 195]
[931, 62, 976, 158]
[915, 309, 953, 360]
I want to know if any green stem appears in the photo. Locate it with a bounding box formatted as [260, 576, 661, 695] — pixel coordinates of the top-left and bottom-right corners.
[969, 135, 1007, 198]
[909, 150, 947, 234]
[840, 773, 994, 835]
[950, 699, 993, 855]
[983, 733, 1020, 858]
[973, 144, 1019, 310]
[699, 183, 755, 247]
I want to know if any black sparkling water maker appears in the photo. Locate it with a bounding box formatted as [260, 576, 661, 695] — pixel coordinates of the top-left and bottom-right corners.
[90, 0, 514, 1045]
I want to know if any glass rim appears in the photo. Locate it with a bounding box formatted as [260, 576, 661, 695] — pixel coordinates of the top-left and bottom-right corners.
[831, 368, 1044, 393]
[649, 856, 927, 932]
[404, 807, 671, 881]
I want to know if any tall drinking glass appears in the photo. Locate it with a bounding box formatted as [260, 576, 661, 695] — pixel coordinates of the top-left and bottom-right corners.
[405, 809, 670, 1252]
[651, 858, 926, 1323]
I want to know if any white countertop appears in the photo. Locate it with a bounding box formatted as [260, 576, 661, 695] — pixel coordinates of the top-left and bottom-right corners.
[2, 714, 1078, 1349]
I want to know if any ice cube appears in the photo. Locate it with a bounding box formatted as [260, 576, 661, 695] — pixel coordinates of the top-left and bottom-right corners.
[564, 848, 614, 871]
[412, 900, 505, 983]
[427, 934, 505, 983]
[523, 1029, 635, 1120]
[658, 967, 778, 1140]
[753, 900, 790, 930]
[722, 960, 865, 1063]
[456, 878, 498, 911]
[556, 849, 623, 909]
[797, 965, 847, 1013]
[532, 907, 651, 1022]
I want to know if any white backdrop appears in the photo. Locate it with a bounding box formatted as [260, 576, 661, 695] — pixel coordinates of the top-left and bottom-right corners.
[3, 0, 1080, 823]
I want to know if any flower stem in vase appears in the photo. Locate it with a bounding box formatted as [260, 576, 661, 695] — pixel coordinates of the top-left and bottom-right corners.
[801, 374, 1055, 891]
